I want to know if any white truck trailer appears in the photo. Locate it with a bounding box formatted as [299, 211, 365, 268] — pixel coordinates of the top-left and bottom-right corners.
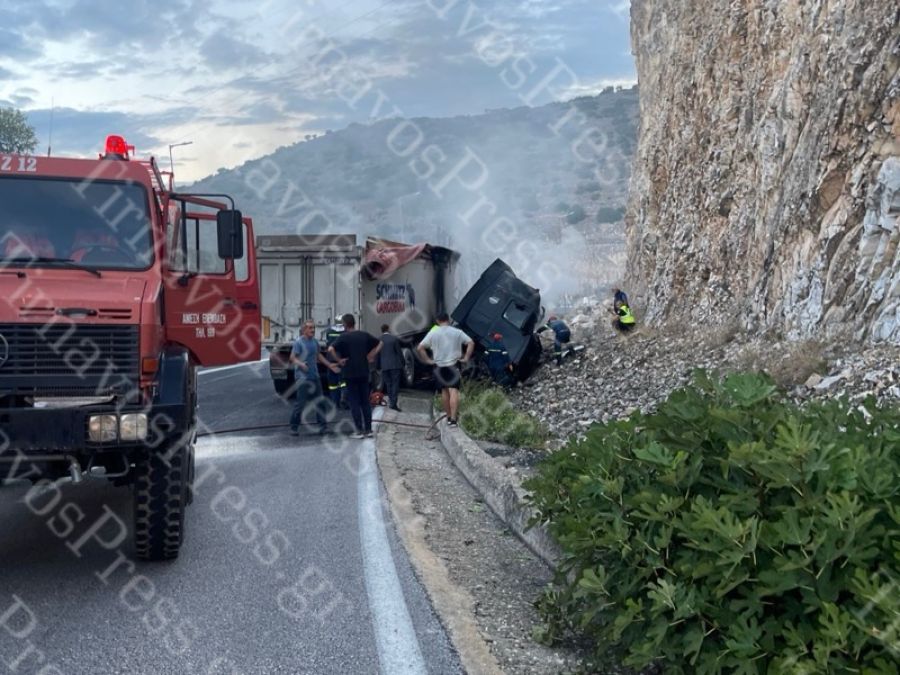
[257, 234, 458, 394]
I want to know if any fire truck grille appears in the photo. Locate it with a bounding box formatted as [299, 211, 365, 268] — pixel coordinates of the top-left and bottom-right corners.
[0, 324, 140, 396]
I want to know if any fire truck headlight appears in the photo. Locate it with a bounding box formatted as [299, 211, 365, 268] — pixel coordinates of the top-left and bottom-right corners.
[119, 414, 148, 441]
[88, 415, 118, 442]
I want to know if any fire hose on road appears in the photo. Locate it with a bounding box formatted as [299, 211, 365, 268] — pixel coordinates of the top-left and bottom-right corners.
[196, 416, 443, 438]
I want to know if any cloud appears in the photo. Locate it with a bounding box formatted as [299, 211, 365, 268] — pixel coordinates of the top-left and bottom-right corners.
[23, 106, 199, 157]
[606, 0, 632, 23]
[0, 26, 43, 61]
[22, 0, 203, 50]
[2, 0, 635, 180]
[0, 67, 25, 81]
[199, 31, 270, 70]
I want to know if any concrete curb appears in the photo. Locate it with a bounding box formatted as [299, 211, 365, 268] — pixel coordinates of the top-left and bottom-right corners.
[373, 407, 505, 675]
[438, 421, 562, 570]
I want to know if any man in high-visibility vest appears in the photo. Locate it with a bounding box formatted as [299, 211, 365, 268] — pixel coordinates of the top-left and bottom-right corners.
[613, 302, 636, 333]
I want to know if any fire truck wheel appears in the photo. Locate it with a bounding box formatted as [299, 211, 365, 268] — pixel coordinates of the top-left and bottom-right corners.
[186, 445, 196, 506]
[133, 443, 188, 561]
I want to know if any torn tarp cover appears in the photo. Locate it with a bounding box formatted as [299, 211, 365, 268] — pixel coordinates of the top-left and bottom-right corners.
[362, 242, 428, 280]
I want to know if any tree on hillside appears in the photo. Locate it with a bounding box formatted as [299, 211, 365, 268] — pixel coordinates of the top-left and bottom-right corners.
[0, 108, 37, 154]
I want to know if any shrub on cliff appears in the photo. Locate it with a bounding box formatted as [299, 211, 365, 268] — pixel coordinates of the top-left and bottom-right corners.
[526, 371, 900, 673]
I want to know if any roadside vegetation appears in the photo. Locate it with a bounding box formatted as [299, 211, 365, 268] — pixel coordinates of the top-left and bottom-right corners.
[452, 381, 549, 449]
[525, 371, 900, 673]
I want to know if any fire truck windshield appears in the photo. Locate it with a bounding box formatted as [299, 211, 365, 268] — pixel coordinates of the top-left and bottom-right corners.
[0, 177, 154, 270]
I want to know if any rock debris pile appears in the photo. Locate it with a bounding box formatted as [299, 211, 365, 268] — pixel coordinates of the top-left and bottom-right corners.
[510, 299, 900, 445]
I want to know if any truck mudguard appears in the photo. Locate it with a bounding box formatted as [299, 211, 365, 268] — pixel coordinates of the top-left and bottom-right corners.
[155, 347, 192, 407]
[150, 346, 196, 441]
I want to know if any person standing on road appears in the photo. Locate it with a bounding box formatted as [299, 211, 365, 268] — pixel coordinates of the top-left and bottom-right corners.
[290, 320, 339, 436]
[324, 322, 347, 408]
[329, 314, 381, 439]
[417, 312, 474, 428]
[379, 324, 404, 411]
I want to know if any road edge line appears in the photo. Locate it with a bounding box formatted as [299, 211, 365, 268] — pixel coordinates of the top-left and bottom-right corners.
[358, 428, 427, 675]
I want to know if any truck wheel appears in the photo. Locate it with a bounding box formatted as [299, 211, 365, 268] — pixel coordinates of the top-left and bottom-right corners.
[401, 348, 416, 387]
[133, 443, 189, 561]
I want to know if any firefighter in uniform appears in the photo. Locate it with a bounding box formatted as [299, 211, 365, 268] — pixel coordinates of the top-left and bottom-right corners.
[324, 322, 347, 408]
[485, 332, 514, 386]
[538, 316, 571, 366]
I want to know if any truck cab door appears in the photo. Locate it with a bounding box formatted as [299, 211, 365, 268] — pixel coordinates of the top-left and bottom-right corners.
[231, 216, 262, 360]
[163, 203, 261, 366]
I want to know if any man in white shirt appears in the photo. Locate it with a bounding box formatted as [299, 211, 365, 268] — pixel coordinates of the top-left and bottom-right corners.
[417, 312, 474, 427]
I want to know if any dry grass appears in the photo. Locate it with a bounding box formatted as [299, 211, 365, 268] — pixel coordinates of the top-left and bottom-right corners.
[771, 339, 828, 388]
[707, 319, 742, 348]
[732, 339, 827, 389]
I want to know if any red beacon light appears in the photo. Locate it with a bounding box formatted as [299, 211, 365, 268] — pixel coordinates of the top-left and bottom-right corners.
[102, 134, 135, 160]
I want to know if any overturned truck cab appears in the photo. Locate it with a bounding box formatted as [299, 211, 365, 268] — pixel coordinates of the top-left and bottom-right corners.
[452, 259, 544, 382]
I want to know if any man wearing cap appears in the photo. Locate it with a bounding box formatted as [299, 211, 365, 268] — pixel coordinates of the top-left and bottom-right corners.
[485, 332, 513, 385]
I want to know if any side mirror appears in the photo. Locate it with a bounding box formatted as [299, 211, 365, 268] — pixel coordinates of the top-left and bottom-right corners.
[216, 210, 244, 259]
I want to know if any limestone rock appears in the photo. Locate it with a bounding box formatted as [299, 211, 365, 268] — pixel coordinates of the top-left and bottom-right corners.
[624, 1, 900, 343]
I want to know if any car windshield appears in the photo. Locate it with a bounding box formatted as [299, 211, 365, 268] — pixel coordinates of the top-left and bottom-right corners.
[0, 177, 153, 270]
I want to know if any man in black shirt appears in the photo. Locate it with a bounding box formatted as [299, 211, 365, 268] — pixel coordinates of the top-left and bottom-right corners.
[328, 314, 381, 438]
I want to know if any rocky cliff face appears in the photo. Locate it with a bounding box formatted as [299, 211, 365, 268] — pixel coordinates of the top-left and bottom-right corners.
[625, 1, 899, 342]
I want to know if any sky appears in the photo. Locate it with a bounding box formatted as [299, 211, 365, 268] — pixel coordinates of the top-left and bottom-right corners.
[0, 0, 635, 182]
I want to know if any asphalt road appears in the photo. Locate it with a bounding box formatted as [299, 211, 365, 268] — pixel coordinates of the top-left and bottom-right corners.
[0, 361, 462, 674]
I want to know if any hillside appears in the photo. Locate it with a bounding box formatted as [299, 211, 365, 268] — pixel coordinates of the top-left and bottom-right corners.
[190, 89, 639, 295]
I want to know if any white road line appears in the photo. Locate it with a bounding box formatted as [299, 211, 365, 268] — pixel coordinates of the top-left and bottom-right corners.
[358, 442, 427, 675]
[197, 359, 268, 376]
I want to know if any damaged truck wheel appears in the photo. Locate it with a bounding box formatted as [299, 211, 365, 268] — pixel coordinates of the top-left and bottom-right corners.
[401, 347, 416, 387]
[133, 443, 190, 561]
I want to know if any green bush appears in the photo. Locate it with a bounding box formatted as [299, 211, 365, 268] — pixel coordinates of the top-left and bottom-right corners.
[455, 382, 548, 449]
[525, 372, 900, 673]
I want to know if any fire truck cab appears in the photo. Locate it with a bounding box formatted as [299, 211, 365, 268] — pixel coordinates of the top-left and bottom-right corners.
[0, 136, 261, 560]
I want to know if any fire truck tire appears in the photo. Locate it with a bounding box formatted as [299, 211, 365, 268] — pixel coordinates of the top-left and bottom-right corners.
[186, 444, 196, 506]
[401, 348, 416, 387]
[133, 443, 188, 561]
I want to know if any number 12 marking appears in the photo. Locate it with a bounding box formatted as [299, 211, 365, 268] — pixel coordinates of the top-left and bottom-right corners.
[0, 156, 37, 172]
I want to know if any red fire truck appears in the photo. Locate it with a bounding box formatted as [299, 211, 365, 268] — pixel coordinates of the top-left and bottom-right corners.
[0, 136, 261, 560]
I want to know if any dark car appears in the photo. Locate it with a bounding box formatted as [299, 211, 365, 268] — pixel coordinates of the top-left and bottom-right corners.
[451, 259, 544, 381]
